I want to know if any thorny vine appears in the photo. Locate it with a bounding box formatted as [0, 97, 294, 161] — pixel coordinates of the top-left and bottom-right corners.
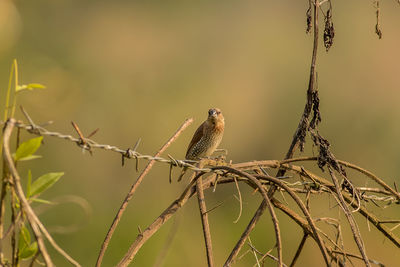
[1, 0, 399, 266]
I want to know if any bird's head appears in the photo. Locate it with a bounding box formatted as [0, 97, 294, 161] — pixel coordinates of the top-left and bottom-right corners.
[207, 108, 224, 125]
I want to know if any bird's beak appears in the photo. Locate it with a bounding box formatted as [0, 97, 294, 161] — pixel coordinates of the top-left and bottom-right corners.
[208, 109, 217, 117]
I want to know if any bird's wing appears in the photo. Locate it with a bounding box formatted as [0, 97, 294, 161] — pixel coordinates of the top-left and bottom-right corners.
[185, 121, 205, 159]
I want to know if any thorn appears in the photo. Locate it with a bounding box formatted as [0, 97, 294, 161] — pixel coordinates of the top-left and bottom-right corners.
[87, 128, 100, 138]
[38, 121, 54, 127]
[20, 106, 41, 135]
[203, 201, 224, 215]
[71, 121, 93, 154]
[177, 167, 188, 182]
[169, 163, 173, 184]
[133, 138, 141, 151]
[71, 121, 85, 141]
[213, 174, 220, 192]
[167, 154, 180, 184]
[122, 140, 141, 167]
[259, 167, 270, 176]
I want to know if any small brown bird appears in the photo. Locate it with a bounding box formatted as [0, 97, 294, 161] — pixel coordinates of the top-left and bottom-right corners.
[185, 108, 225, 160]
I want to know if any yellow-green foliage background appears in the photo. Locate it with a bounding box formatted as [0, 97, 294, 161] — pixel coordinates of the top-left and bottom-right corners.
[1, 1, 399, 266]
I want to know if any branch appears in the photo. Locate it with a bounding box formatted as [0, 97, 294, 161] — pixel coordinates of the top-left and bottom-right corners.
[3, 119, 81, 267]
[224, 200, 268, 266]
[96, 118, 193, 266]
[327, 167, 370, 267]
[214, 167, 282, 267]
[289, 234, 308, 267]
[196, 167, 214, 266]
[253, 173, 330, 265]
[116, 172, 206, 267]
[231, 2, 322, 263]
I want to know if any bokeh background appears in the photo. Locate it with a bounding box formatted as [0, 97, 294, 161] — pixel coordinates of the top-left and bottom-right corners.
[1, 0, 400, 266]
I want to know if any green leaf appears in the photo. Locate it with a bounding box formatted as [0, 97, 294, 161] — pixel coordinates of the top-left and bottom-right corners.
[18, 225, 31, 250]
[16, 83, 46, 92]
[19, 241, 38, 259]
[27, 83, 46, 89]
[17, 155, 42, 162]
[14, 136, 43, 161]
[16, 85, 27, 92]
[28, 172, 64, 198]
[18, 226, 38, 259]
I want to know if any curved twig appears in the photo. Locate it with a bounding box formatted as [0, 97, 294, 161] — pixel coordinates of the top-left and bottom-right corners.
[253, 173, 330, 266]
[279, 156, 400, 200]
[212, 167, 282, 267]
[327, 167, 370, 267]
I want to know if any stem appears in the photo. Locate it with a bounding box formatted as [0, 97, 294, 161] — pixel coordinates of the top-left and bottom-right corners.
[96, 118, 193, 267]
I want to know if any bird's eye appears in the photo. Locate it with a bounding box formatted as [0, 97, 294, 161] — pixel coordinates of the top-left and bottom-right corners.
[208, 109, 216, 116]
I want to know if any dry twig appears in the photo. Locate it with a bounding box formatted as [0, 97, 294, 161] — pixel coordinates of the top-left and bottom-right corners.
[96, 118, 193, 267]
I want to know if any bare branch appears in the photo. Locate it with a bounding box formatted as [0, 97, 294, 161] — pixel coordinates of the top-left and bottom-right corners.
[289, 234, 308, 267]
[96, 118, 193, 267]
[196, 181, 214, 266]
[219, 168, 282, 267]
[116, 171, 206, 267]
[328, 167, 370, 267]
[196, 161, 214, 267]
[232, 176, 243, 224]
[225, 200, 268, 266]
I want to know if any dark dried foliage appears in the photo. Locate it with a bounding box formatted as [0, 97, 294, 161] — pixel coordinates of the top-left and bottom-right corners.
[309, 90, 322, 130]
[324, 9, 335, 51]
[375, 0, 383, 39]
[310, 130, 346, 177]
[306, 6, 312, 34]
[298, 117, 308, 152]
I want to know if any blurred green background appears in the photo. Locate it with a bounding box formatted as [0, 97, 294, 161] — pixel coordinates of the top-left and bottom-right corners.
[1, 0, 400, 266]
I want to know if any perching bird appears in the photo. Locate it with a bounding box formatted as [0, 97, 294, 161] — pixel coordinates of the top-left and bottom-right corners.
[176, 108, 224, 182]
[185, 108, 225, 160]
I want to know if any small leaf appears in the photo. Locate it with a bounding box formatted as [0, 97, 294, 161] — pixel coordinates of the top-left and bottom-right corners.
[28, 172, 64, 198]
[19, 241, 38, 259]
[18, 225, 31, 250]
[16, 155, 42, 162]
[16, 83, 46, 92]
[14, 136, 43, 161]
[16, 85, 28, 92]
[27, 83, 46, 90]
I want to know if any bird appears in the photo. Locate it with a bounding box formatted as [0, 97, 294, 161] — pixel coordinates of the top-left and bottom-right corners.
[185, 108, 225, 160]
[176, 108, 224, 182]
